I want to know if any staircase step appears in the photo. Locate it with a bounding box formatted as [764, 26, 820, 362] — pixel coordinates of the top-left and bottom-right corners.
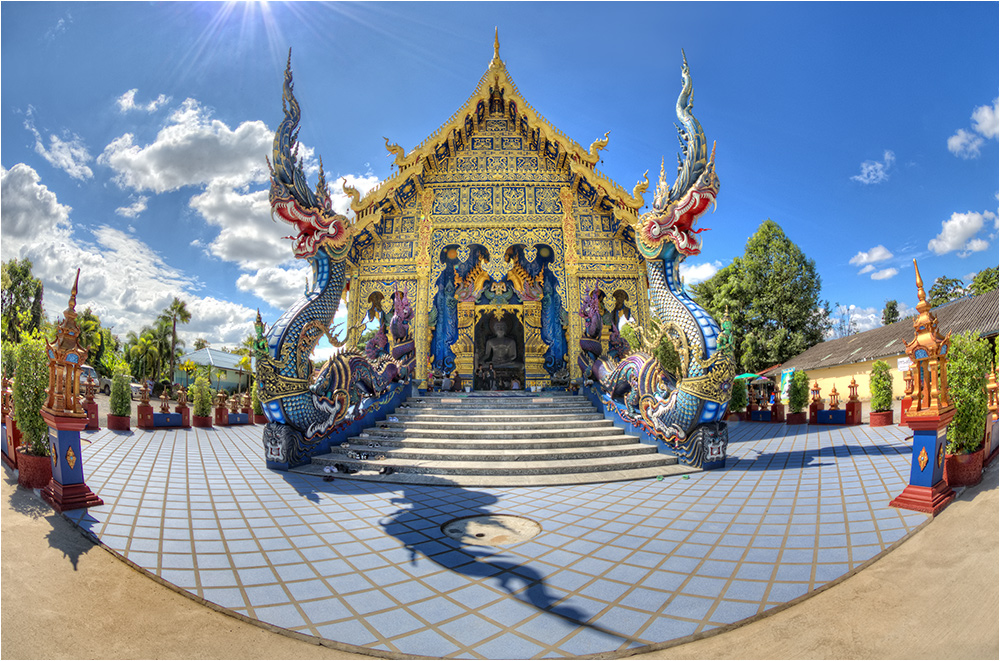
[318, 443, 658, 464]
[290, 461, 694, 487]
[342, 435, 643, 451]
[304, 452, 677, 477]
[390, 412, 607, 423]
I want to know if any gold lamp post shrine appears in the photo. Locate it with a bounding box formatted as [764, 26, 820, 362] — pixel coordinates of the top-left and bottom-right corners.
[890, 260, 955, 515]
[40, 269, 103, 512]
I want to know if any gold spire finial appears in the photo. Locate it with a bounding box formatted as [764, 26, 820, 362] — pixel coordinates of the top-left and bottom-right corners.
[67, 268, 80, 314]
[494, 27, 500, 60]
[913, 259, 929, 312]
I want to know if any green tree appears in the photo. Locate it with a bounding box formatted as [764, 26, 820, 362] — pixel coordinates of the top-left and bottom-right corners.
[881, 300, 899, 326]
[110, 360, 132, 418]
[729, 377, 748, 413]
[788, 369, 810, 414]
[193, 338, 210, 350]
[869, 360, 893, 413]
[1, 258, 45, 344]
[967, 266, 998, 296]
[690, 219, 829, 373]
[12, 334, 49, 455]
[928, 276, 965, 308]
[831, 303, 858, 339]
[946, 331, 991, 454]
[161, 297, 191, 385]
[190, 375, 214, 417]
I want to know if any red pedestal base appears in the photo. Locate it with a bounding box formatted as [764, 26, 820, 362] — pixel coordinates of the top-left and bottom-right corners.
[214, 407, 229, 426]
[808, 402, 824, 424]
[83, 401, 99, 430]
[175, 406, 191, 428]
[42, 480, 104, 513]
[3, 416, 20, 469]
[137, 404, 154, 429]
[889, 480, 955, 516]
[770, 403, 785, 423]
[845, 401, 862, 425]
[900, 396, 913, 427]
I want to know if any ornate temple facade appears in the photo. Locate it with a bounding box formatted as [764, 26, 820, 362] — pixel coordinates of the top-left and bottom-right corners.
[342, 35, 651, 389]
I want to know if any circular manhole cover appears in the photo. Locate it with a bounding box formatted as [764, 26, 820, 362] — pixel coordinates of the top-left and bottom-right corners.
[441, 515, 542, 546]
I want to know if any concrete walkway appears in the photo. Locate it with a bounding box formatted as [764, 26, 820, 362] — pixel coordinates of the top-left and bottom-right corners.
[2, 423, 996, 659]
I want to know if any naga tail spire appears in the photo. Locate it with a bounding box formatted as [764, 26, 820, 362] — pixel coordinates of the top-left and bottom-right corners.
[268, 51, 349, 258]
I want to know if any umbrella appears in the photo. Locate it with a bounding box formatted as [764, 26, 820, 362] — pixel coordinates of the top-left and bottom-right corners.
[735, 373, 757, 380]
[752, 376, 772, 384]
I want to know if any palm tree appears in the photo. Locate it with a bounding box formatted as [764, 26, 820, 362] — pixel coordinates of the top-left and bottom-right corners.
[129, 335, 160, 382]
[236, 354, 252, 393]
[149, 317, 173, 380]
[162, 298, 191, 386]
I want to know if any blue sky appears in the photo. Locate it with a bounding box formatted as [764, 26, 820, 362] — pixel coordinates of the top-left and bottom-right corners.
[2, 2, 997, 354]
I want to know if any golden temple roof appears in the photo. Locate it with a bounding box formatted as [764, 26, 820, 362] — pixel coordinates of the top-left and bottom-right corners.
[347, 31, 647, 231]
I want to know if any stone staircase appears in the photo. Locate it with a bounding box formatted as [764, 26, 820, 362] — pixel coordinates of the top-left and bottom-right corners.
[290, 392, 693, 487]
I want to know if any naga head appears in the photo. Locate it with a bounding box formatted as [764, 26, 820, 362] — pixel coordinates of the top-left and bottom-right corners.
[268, 53, 351, 259]
[636, 52, 719, 262]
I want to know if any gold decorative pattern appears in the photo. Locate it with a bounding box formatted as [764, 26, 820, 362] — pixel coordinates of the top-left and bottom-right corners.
[66, 445, 77, 470]
[676, 348, 736, 405]
[918, 446, 929, 472]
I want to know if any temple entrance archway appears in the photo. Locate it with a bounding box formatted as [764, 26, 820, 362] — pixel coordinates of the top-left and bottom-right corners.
[473, 307, 525, 390]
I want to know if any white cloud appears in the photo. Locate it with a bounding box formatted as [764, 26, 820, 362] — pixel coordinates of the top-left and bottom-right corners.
[858, 264, 875, 274]
[948, 99, 998, 158]
[849, 244, 894, 266]
[115, 195, 148, 218]
[679, 259, 723, 286]
[236, 265, 312, 310]
[852, 306, 881, 334]
[1, 163, 254, 346]
[116, 89, 170, 113]
[24, 108, 93, 180]
[947, 129, 984, 159]
[98, 98, 272, 193]
[963, 238, 989, 253]
[871, 267, 898, 280]
[850, 150, 895, 185]
[44, 14, 71, 42]
[928, 210, 996, 255]
[971, 99, 999, 139]
[1, 164, 72, 249]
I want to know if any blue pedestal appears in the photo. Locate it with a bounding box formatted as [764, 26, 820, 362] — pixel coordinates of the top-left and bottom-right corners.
[909, 427, 947, 487]
[41, 411, 102, 512]
[816, 410, 847, 425]
[153, 412, 183, 427]
[750, 410, 772, 422]
[228, 412, 250, 425]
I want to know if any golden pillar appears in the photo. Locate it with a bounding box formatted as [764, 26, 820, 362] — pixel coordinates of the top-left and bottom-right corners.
[560, 186, 581, 381]
[415, 190, 436, 386]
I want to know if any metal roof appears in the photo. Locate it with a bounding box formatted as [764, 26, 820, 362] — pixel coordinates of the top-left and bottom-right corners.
[177, 348, 253, 372]
[763, 290, 998, 375]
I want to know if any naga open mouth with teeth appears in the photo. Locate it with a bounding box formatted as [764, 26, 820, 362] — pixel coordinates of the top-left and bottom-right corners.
[637, 152, 718, 259]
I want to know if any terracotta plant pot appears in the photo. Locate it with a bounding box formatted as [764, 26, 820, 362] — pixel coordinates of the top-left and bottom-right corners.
[107, 414, 131, 431]
[786, 412, 807, 425]
[17, 447, 53, 489]
[944, 446, 984, 488]
[869, 410, 894, 427]
[192, 415, 213, 428]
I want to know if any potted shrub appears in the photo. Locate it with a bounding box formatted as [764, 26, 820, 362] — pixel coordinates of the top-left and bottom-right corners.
[108, 362, 133, 431]
[786, 369, 810, 425]
[728, 378, 747, 421]
[191, 376, 214, 428]
[943, 331, 990, 487]
[13, 334, 52, 489]
[867, 360, 894, 426]
[251, 383, 267, 425]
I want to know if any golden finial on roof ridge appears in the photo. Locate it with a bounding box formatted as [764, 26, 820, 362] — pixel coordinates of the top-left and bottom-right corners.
[494, 27, 499, 58]
[66, 268, 80, 317]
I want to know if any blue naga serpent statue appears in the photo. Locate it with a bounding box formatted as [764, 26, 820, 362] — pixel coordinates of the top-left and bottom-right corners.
[581, 53, 736, 468]
[256, 58, 408, 467]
